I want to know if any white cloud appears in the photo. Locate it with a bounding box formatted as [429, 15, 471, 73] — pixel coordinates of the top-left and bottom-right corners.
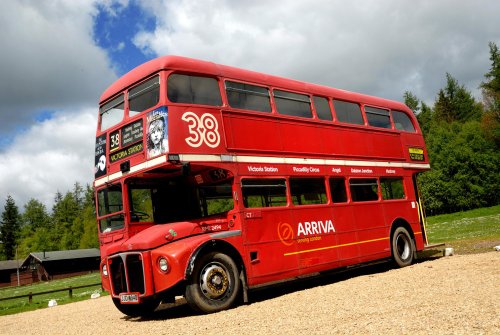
[133, 0, 500, 104]
[0, 0, 117, 136]
[0, 111, 97, 209]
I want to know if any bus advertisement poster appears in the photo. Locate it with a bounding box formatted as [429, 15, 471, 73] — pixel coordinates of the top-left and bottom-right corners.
[147, 107, 168, 159]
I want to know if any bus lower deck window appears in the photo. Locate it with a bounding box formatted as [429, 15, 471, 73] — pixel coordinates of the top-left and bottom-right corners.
[290, 178, 327, 205]
[350, 179, 379, 202]
[242, 178, 287, 208]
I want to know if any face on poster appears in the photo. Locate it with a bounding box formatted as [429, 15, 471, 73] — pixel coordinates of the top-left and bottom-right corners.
[94, 134, 107, 178]
[147, 107, 168, 159]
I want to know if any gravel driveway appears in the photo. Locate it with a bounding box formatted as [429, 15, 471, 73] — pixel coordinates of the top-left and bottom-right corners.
[1, 252, 498, 335]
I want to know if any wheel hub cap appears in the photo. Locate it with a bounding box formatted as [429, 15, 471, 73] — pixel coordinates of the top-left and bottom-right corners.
[200, 264, 229, 299]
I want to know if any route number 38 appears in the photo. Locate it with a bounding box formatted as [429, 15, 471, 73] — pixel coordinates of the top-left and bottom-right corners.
[181, 112, 221, 148]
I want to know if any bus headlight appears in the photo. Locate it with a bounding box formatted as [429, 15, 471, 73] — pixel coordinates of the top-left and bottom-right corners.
[102, 264, 108, 277]
[158, 257, 169, 273]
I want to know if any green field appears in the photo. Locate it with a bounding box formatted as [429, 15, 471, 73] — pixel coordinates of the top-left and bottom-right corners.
[0, 272, 104, 316]
[1, 205, 499, 316]
[425, 205, 500, 254]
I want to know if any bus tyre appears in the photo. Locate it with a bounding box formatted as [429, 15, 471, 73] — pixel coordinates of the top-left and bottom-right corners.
[112, 297, 159, 317]
[185, 252, 241, 313]
[391, 226, 414, 268]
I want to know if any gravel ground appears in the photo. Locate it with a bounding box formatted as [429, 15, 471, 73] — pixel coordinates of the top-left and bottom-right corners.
[1, 252, 499, 335]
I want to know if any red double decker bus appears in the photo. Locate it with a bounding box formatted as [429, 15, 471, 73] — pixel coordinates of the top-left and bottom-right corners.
[94, 56, 431, 316]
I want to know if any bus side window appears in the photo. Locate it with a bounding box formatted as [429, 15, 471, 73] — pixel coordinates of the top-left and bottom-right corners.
[274, 90, 312, 118]
[365, 106, 391, 129]
[380, 177, 406, 200]
[333, 100, 364, 125]
[290, 178, 327, 205]
[392, 110, 416, 132]
[241, 178, 287, 208]
[329, 177, 348, 203]
[349, 178, 379, 202]
[313, 96, 333, 121]
[225, 81, 272, 112]
[167, 74, 222, 106]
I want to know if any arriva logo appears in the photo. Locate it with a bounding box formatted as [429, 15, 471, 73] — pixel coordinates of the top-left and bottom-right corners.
[278, 222, 294, 246]
[278, 219, 336, 246]
[298, 220, 335, 236]
[181, 112, 220, 148]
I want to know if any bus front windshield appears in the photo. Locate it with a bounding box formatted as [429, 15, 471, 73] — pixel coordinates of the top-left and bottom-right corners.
[97, 184, 124, 233]
[128, 174, 234, 224]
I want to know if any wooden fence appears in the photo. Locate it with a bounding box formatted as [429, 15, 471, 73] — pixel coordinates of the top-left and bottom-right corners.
[0, 282, 102, 303]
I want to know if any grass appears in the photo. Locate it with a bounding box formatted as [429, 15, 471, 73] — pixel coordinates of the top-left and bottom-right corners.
[424, 205, 500, 254]
[0, 272, 106, 316]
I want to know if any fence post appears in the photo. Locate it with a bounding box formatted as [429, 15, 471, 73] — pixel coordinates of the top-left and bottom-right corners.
[29, 292, 32, 304]
[69, 286, 73, 299]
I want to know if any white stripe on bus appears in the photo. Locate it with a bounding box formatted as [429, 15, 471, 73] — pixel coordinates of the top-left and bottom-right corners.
[94, 154, 430, 187]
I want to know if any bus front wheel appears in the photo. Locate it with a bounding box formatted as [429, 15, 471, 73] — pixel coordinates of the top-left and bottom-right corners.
[185, 252, 241, 313]
[391, 226, 415, 268]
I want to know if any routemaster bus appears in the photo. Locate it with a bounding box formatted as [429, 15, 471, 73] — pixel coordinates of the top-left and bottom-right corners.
[94, 55, 431, 317]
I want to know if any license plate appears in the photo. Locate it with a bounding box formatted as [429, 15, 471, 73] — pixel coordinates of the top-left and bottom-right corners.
[119, 293, 140, 304]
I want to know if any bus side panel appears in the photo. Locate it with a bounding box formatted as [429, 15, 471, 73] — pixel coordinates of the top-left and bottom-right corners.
[332, 204, 360, 265]
[353, 202, 391, 263]
[243, 207, 300, 286]
[279, 121, 325, 155]
[289, 205, 339, 274]
[223, 113, 284, 153]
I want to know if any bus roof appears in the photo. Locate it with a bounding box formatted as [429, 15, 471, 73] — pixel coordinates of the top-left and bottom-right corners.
[100, 55, 410, 112]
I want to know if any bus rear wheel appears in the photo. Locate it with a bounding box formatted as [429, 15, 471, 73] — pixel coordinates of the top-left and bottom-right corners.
[391, 226, 415, 268]
[185, 252, 241, 313]
[112, 297, 159, 317]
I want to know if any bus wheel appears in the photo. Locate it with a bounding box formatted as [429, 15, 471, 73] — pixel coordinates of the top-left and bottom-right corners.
[185, 252, 241, 313]
[112, 297, 159, 317]
[391, 226, 414, 268]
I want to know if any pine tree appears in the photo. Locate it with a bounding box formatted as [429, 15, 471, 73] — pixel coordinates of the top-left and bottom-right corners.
[434, 73, 482, 123]
[0, 195, 21, 260]
[22, 198, 50, 229]
[403, 91, 420, 115]
[480, 42, 500, 147]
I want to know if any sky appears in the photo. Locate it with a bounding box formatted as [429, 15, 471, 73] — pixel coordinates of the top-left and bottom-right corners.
[1, 0, 499, 211]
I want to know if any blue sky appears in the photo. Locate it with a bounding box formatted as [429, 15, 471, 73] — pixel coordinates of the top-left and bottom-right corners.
[1, 0, 500, 209]
[93, 1, 154, 76]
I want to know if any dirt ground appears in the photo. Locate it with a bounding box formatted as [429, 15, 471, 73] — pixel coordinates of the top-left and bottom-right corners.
[1, 252, 498, 335]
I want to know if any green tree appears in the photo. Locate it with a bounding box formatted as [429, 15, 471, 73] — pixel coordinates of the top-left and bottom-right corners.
[22, 198, 50, 229]
[0, 196, 21, 260]
[480, 42, 500, 147]
[434, 73, 482, 123]
[416, 102, 433, 135]
[404, 91, 420, 115]
[18, 198, 52, 257]
[419, 121, 500, 214]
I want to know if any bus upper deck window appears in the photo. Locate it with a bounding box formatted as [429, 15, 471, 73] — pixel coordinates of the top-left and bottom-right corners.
[167, 74, 222, 106]
[392, 110, 416, 132]
[365, 106, 391, 129]
[225, 81, 272, 112]
[313, 96, 333, 121]
[333, 100, 364, 125]
[274, 90, 312, 118]
[129, 75, 160, 116]
[100, 94, 125, 131]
